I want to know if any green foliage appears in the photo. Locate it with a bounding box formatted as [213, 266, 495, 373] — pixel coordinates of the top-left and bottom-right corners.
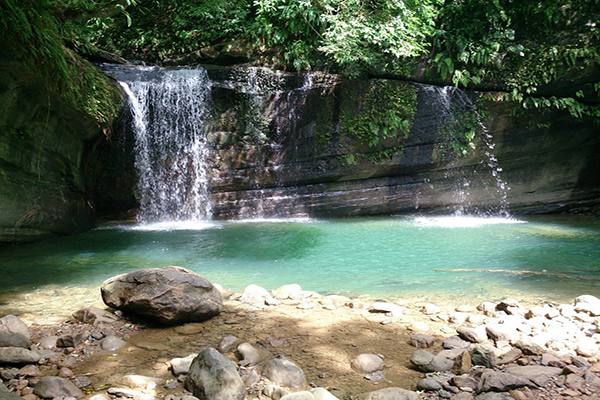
[431, 0, 600, 118]
[0, 0, 123, 125]
[337, 81, 417, 165]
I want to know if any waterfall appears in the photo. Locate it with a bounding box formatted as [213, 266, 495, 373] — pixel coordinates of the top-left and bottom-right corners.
[119, 67, 213, 222]
[419, 84, 510, 216]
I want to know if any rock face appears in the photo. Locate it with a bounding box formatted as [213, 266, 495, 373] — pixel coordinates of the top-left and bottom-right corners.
[100, 64, 600, 220]
[184, 348, 245, 400]
[101, 266, 223, 325]
[0, 45, 122, 244]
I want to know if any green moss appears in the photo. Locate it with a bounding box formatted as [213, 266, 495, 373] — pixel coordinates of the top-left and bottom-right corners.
[336, 80, 417, 165]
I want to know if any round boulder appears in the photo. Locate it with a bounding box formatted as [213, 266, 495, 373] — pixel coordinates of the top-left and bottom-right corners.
[101, 266, 222, 325]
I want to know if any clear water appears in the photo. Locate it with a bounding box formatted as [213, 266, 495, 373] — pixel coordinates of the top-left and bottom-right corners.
[1, 215, 599, 317]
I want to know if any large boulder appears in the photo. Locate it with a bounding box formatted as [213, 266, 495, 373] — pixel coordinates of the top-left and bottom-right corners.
[101, 266, 222, 325]
[0, 315, 30, 349]
[33, 377, 84, 399]
[261, 357, 307, 388]
[184, 348, 245, 400]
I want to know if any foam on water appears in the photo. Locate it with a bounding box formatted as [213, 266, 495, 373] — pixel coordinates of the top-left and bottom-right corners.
[126, 220, 220, 231]
[413, 215, 525, 228]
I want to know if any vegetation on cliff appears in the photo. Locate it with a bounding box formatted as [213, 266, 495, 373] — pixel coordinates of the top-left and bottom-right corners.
[0, 0, 125, 125]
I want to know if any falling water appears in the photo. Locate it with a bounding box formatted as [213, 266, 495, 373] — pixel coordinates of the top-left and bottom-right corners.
[119, 67, 213, 222]
[419, 84, 510, 215]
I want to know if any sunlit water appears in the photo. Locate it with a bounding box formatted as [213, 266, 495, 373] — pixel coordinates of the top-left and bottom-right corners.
[1, 215, 599, 319]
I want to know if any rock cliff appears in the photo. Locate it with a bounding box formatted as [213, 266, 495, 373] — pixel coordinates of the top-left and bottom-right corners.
[99, 65, 600, 220]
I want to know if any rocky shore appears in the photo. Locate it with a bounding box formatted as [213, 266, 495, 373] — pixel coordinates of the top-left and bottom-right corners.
[1, 267, 600, 400]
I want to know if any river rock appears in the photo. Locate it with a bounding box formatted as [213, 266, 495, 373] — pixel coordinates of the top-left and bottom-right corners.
[57, 333, 83, 348]
[121, 375, 164, 389]
[101, 335, 126, 351]
[410, 333, 435, 348]
[363, 387, 419, 400]
[443, 335, 471, 350]
[477, 370, 533, 392]
[457, 326, 487, 343]
[422, 304, 441, 315]
[272, 284, 303, 299]
[0, 347, 40, 364]
[33, 376, 84, 399]
[350, 354, 384, 373]
[0, 383, 21, 400]
[371, 302, 404, 316]
[417, 377, 442, 391]
[107, 387, 156, 400]
[101, 266, 222, 325]
[263, 383, 290, 400]
[171, 354, 198, 375]
[505, 366, 562, 387]
[311, 387, 340, 400]
[452, 350, 472, 374]
[240, 284, 275, 306]
[71, 306, 118, 326]
[409, 350, 433, 368]
[262, 357, 307, 388]
[236, 343, 262, 365]
[575, 337, 598, 357]
[219, 336, 240, 353]
[184, 348, 245, 400]
[280, 392, 314, 400]
[0, 316, 30, 349]
[574, 295, 600, 316]
[469, 345, 496, 368]
[485, 324, 518, 343]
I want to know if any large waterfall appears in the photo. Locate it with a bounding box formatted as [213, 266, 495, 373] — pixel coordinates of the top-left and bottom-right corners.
[118, 67, 213, 222]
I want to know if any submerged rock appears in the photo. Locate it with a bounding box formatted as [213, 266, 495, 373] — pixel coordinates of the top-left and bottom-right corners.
[101, 266, 222, 325]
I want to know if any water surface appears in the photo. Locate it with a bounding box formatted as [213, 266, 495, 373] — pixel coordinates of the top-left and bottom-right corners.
[1, 215, 599, 318]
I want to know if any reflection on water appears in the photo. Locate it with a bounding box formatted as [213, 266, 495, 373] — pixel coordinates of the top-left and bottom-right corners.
[1, 215, 599, 319]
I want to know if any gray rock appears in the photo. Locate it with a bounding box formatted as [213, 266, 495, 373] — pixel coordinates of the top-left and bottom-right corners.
[37, 336, 58, 349]
[540, 353, 565, 367]
[477, 370, 532, 392]
[272, 284, 303, 299]
[457, 326, 487, 343]
[496, 348, 522, 365]
[485, 324, 518, 343]
[171, 354, 198, 375]
[184, 348, 245, 400]
[57, 333, 83, 348]
[262, 357, 307, 388]
[584, 370, 600, 387]
[514, 341, 544, 356]
[0, 347, 40, 364]
[364, 370, 387, 381]
[417, 377, 442, 391]
[350, 354, 384, 373]
[239, 367, 260, 387]
[428, 355, 455, 372]
[451, 375, 478, 390]
[235, 343, 262, 365]
[219, 336, 239, 353]
[443, 335, 471, 350]
[240, 284, 275, 306]
[101, 335, 126, 351]
[33, 376, 84, 399]
[263, 383, 290, 400]
[410, 333, 435, 348]
[107, 387, 156, 400]
[0, 383, 21, 400]
[18, 364, 42, 377]
[452, 351, 472, 375]
[469, 346, 496, 368]
[363, 387, 419, 400]
[0, 316, 30, 349]
[280, 392, 314, 400]
[505, 366, 562, 387]
[572, 355, 590, 368]
[452, 393, 474, 400]
[311, 387, 340, 400]
[409, 350, 433, 368]
[475, 393, 512, 400]
[72, 306, 118, 326]
[101, 266, 222, 325]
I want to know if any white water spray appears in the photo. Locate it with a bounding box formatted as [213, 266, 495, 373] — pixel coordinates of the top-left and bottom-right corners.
[119, 67, 213, 222]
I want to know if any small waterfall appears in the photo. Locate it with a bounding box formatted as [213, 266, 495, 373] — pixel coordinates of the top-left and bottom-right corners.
[419, 84, 510, 216]
[119, 67, 213, 222]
